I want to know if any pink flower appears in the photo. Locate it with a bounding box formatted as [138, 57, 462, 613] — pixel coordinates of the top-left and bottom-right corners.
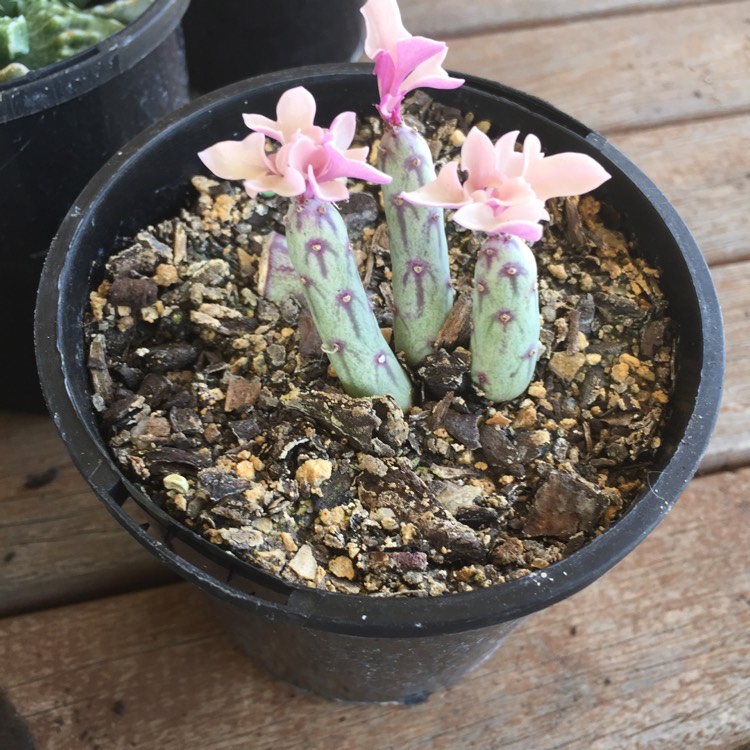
[198, 87, 391, 203]
[361, 0, 464, 124]
[404, 127, 611, 241]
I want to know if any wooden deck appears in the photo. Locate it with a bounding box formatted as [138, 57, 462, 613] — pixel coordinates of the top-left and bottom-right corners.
[1, 1, 749, 747]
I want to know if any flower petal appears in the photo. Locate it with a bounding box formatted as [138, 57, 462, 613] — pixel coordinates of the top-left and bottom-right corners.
[244, 170, 307, 198]
[485, 177, 538, 207]
[400, 38, 464, 95]
[454, 202, 543, 241]
[494, 221, 544, 243]
[403, 160, 469, 208]
[373, 51, 397, 105]
[520, 133, 544, 175]
[452, 202, 501, 233]
[344, 146, 369, 162]
[198, 132, 269, 181]
[361, 0, 410, 59]
[241, 113, 284, 142]
[461, 127, 499, 193]
[493, 198, 548, 226]
[243, 86, 321, 143]
[307, 166, 350, 202]
[525, 151, 611, 201]
[278, 137, 325, 176]
[328, 111, 357, 151]
[393, 36, 447, 88]
[493, 130, 523, 178]
[318, 143, 392, 185]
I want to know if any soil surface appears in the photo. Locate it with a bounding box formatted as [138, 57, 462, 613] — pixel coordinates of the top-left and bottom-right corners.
[85, 94, 675, 597]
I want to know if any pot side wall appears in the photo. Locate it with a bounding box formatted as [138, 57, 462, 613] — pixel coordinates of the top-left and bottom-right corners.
[1, 4, 189, 413]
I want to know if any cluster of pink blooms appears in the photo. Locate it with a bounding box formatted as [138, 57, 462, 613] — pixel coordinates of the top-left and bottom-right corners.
[405, 127, 610, 241]
[361, 0, 463, 125]
[198, 86, 390, 203]
[200, 0, 609, 243]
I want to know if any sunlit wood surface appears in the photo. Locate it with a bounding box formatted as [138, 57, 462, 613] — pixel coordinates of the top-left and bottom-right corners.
[1, 2, 749, 747]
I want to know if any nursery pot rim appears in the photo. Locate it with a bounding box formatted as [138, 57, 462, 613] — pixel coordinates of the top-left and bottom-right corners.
[0, 0, 190, 124]
[36, 63, 725, 639]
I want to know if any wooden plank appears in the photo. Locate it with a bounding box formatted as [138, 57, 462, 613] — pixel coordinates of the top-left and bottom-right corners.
[401, 0, 703, 37]
[611, 112, 750, 267]
[443, 1, 750, 133]
[1, 469, 747, 749]
[0, 257, 747, 613]
[0, 413, 176, 617]
[701, 261, 750, 473]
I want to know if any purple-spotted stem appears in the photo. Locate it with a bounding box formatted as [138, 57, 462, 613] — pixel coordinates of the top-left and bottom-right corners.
[404, 126, 611, 402]
[198, 86, 412, 410]
[286, 196, 413, 409]
[471, 234, 541, 402]
[378, 124, 454, 365]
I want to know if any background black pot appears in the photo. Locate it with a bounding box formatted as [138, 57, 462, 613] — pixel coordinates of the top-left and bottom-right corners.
[0, 0, 190, 413]
[35, 64, 724, 704]
[182, 0, 365, 95]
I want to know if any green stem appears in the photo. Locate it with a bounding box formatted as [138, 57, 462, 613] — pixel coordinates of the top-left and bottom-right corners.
[285, 196, 412, 411]
[378, 123, 454, 365]
[471, 234, 541, 402]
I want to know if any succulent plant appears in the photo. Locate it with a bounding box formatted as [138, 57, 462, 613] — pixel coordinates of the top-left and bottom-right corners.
[404, 127, 611, 400]
[0, 15, 28, 66]
[198, 0, 611, 411]
[361, 0, 463, 366]
[470, 234, 542, 402]
[0, 0, 154, 80]
[198, 87, 413, 410]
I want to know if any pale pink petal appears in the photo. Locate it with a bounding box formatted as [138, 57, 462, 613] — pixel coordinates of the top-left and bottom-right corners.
[244, 169, 307, 198]
[243, 87, 321, 143]
[494, 221, 544, 243]
[361, 0, 410, 59]
[454, 202, 543, 241]
[403, 70, 465, 94]
[328, 111, 357, 151]
[198, 132, 269, 181]
[400, 39, 464, 95]
[373, 52, 397, 105]
[520, 133, 544, 175]
[392, 37, 447, 89]
[279, 137, 326, 176]
[493, 130, 523, 178]
[308, 166, 350, 202]
[461, 128, 499, 193]
[241, 113, 284, 142]
[493, 199, 548, 226]
[452, 202, 501, 233]
[276, 86, 319, 141]
[318, 143, 392, 185]
[316, 181, 350, 202]
[403, 161, 469, 208]
[524, 152, 611, 201]
[484, 177, 538, 207]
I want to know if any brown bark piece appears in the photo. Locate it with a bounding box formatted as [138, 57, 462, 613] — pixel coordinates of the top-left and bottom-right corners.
[523, 470, 611, 538]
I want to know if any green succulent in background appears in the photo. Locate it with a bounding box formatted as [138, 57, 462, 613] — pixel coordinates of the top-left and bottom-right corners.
[0, 0, 154, 82]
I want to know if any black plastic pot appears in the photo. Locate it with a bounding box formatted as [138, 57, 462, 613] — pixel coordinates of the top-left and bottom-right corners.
[182, 0, 365, 95]
[35, 64, 724, 704]
[0, 0, 190, 413]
